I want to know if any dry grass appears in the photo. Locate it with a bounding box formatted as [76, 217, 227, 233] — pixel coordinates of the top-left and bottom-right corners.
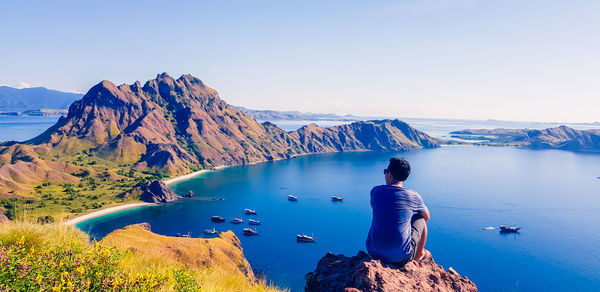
[100, 224, 284, 291]
[0, 221, 88, 250]
[0, 221, 285, 291]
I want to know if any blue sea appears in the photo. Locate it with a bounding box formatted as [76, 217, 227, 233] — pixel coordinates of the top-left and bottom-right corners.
[2, 116, 600, 291]
[0, 115, 60, 142]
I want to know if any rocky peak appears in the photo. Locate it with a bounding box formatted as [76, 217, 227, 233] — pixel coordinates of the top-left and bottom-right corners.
[305, 250, 477, 292]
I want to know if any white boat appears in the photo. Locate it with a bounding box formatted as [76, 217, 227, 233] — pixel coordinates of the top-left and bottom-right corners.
[243, 228, 259, 235]
[483, 226, 495, 230]
[176, 232, 191, 238]
[297, 234, 316, 242]
[248, 219, 261, 225]
[331, 196, 343, 201]
[244, 208, 257, 215]
[288, 195, 298, 201]
[230, 218, 243, 224]
[204, 228, 217, 235]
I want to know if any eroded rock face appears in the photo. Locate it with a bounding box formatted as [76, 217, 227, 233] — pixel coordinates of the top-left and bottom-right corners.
[305, 250, 477, 292]
[120, 180, 181, 203]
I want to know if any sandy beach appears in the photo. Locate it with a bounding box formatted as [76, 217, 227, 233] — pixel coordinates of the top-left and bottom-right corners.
[64, 202, 155, 226]
[163, 169, 212, 186]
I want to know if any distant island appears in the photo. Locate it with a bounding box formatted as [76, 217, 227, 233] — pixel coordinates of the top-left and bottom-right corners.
[0, 86, 82, 115]
[233, 106, 361, 122]
[451, 126, 600, 152]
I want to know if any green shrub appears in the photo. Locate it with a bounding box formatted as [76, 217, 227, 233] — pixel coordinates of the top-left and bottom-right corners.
[0, 237, 167, 291]
[172, 268, 201, 291]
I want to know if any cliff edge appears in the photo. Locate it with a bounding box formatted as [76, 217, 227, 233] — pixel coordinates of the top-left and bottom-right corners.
[305, 250, 477, 292]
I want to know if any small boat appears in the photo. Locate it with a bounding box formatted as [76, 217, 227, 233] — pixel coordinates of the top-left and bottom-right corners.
[244, 208, 257, 215]
[204, 228, 217, 235]
[483, 226, 496, 230]
[243, 228, 259, 235]
[297, 234, 316, 242]
[331, 196, 343, 201]
[499, 225, 521, 233]
[211, 216, 225, 223]
[176, 232, 191, 238]
[288, 195, 298, 201]
[231, 218, 243, 224]
[248, 219, 261, 225]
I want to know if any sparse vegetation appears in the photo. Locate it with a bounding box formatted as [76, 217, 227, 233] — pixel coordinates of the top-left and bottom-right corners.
[0, 222, 283, 292]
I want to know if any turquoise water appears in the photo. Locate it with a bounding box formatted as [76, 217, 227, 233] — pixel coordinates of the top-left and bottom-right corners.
[77, 146, 600, 291]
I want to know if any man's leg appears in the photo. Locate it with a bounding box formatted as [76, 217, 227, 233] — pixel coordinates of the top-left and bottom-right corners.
[410, 214, 428, 261]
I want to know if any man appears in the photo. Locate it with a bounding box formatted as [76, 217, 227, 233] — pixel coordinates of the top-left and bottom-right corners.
[366, 157, 430, 266]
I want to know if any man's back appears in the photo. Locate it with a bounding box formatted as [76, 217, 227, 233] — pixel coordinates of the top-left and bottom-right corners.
[366, 185, 428, 263]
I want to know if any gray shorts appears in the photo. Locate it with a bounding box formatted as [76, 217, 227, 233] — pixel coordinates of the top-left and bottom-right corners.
[389, 214, 426, 267]
[409, 213, 426, 261]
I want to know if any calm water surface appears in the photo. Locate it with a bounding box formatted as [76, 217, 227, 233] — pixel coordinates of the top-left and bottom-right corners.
[78, 146, 600, 291]
[0, 115, 60, 142]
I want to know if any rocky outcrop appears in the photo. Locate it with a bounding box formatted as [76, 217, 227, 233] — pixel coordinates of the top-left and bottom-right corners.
[119, 180, 181, 203]
[452, 125, 600, 152]
[305, 250, 477, 292]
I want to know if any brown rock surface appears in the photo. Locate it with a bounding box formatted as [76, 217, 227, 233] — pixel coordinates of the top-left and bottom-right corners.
[305, 250, 477, 292]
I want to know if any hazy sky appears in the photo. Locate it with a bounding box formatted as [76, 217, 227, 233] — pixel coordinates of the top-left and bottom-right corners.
[1, 0, 599, 122]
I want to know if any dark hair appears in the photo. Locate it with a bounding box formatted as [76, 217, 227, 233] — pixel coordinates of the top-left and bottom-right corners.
[387, 157, 411, 181]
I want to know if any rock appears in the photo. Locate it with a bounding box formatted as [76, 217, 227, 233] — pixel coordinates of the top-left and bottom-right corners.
[305, 250, 477, 292]
[0, 208, 9, 223]
[120, 180, 181, 203]
[183, 190, 194, 197]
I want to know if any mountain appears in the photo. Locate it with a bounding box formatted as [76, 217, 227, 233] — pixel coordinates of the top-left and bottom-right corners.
[25, 73, 439, 173]
[234, 106, 360, 121]
[0, 73, 438, 219]
[451, 125, 600, 152]
[0, 86, 83, 111]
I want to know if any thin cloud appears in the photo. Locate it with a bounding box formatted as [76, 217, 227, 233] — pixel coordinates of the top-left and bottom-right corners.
[16, 82, 32, 89]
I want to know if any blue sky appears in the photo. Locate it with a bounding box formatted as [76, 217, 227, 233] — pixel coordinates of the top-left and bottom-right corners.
[1, 0, 599, 122]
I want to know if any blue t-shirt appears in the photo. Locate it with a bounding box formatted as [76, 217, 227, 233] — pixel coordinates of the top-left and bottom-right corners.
[366, 185, 428, 263]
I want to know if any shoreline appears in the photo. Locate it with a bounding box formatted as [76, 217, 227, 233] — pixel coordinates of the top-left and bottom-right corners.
[163, 169, 213, 186]
[64, 202, 156, 226]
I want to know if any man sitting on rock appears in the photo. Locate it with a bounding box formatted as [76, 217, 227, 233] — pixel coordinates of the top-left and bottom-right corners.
[366, 157, 430, 266]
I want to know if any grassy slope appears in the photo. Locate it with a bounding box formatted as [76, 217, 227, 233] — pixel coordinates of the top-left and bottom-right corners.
[0, 221, 282, 291]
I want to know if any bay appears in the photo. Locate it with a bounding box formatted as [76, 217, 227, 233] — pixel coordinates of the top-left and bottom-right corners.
[78, 146, 600, 291]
